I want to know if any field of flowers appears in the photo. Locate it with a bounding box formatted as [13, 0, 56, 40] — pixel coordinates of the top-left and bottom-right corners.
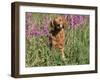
[25, 12, 90, 67]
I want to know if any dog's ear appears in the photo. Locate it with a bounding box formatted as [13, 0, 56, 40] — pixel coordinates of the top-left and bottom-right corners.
[50, 20, 55, 28]
[63, 18, 68, 29]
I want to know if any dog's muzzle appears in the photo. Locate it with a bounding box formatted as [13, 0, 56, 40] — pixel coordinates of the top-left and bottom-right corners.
[56, 24, 63, 29]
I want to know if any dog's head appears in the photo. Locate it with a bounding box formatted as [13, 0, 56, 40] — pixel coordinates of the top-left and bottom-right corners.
[50, 16, 67, 30]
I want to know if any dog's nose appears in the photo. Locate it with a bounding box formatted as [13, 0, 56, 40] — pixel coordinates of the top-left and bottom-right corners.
[60, 24, 63, 28]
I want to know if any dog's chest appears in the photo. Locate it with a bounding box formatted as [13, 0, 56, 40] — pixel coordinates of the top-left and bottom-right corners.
[53, 29, 64, 42]
[56, 31, 63, 39]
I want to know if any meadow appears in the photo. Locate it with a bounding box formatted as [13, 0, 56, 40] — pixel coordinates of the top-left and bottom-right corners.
[25, 12, 89, 67]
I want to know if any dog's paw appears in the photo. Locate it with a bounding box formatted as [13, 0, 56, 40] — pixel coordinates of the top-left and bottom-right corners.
[61, 55, 66, 61]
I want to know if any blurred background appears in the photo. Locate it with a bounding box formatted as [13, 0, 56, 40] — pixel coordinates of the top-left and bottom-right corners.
[25, 12, 90, 67]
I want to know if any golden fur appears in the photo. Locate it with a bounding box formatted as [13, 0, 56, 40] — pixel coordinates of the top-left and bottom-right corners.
[49, 16, 67, 58]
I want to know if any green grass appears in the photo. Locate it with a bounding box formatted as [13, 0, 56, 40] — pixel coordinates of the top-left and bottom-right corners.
[25, 13, 89, 67]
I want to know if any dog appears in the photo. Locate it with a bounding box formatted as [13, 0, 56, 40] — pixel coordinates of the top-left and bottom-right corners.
[49, 16, 67, 59]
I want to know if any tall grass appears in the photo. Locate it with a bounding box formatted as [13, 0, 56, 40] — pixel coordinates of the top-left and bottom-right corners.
[25, 13, 89, 67]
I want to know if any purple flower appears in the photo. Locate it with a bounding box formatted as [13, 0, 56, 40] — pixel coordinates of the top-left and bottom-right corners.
[42, 27, 49, 36]
[25, 13, 49, 37]
[68, 15, 85, 27]
[25, 13, 87, 38]
[30, 26, 40, 36]
[30, 23, 49, 37]
[26, 12, 32, 18]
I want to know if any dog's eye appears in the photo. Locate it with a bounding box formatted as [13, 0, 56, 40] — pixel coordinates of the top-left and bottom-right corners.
[59, 19, 62, 21]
